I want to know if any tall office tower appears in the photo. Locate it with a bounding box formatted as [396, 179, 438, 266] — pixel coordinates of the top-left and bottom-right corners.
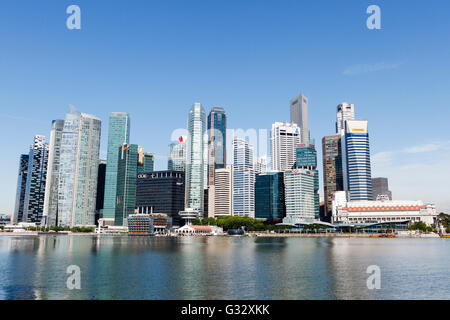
[270, 122, 301, 171]
[13, 154, 29, 223]
[322, 134, 343, 221]
[342, 120, 372, 201]
[42, 119, 65, 226]
[115, 144, 138, 226]
[254, 156, 267, 174]
[207, 107, 227, 186]
[283, 169, 315, 224]
[103, 112, 130, 219]
[168, 136, 186, 171]
[96, 160, 106, 213]
[255, 171, 286, 222]
[136, 171, 185, 226]
[185, 103, 206, 216]
[295, 140, 320, 220]
[58, 106, 101, 227]
[23, 135, 49, 223]
[137, 146, 154, 173]
[213, 166, 232, 217]
[336, 103, 355, 133]
[372, 177, 392, 200]
[290, 93, 309, 143]
[232, 137, 255, 217]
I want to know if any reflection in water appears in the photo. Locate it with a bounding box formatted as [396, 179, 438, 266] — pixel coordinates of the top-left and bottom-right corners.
[0, 235, 449, 300]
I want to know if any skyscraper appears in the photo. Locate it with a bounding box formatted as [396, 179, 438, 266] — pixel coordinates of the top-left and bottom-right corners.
[42, 119, 65, 226]
[115, 144, 138, 226]
[168, 136, 186, 171]
[207, 107, 227, 186]
[96, 160, 106, 213]
[103, 112, 130, 219]
[137, 146, 154, 173]
[23, 135, 49, 223]
[185, 103, 206, 215]
[322, 134, 343, 221]
[336, 102, 355, 133]
[283, 169, 315, 224]
[271, 122, 301, 171]
[58, 106, 101, 227]
[290, 93, 309, 143]
[213, 166, 232, 217]
[255, 171, 286, 222]
[13, 154, 29, 223]
[232, 137, 255, 217]
[372, 177, 392, 200]
[295, 140, 320, 220]
[136, 170, 185, 226]
[342, 120, 372, 201]
[254, 156, 267, 174]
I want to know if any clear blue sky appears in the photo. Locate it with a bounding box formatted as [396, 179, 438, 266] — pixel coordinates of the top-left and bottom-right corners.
[1, 0, 449, 213]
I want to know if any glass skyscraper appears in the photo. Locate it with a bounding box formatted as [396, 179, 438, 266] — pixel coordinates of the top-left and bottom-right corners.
[42, 119, 65, 226]
[115, 144, 138, 226]
[23, 135, 49, 223]
[290, 93, 309, 144]
[13, 154, 29, 223]
[295, 140, 320, 219]
[137, 147, 154, 174]
[255, 172, 286, 221]
[342, 120, 372, 201]
[103, 112, 130, 219]
[207, 107, 227, 186]
[185, 103, 206, 216]
[58, 106, 101, 227]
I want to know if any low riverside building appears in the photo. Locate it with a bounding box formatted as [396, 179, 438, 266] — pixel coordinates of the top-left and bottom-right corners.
[175, 225, 223, 235]
[127, 213, 172, 235]
[332, 193, 437, 226]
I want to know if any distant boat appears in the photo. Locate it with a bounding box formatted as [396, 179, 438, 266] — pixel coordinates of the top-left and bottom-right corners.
[227, 229, 245, 236]
[440, 235, 450, 238]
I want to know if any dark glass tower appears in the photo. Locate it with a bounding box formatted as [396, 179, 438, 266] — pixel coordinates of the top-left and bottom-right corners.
[255, 172, 286, 221]
[207, 107, 227, 186]
[23, 135, 49, 223]
[13, 154, 29, 223]
[322, 135, 343, 221]
[295, 140, 320, 220]
[115, 144, 138, 226]
[136, 171, 185, 226]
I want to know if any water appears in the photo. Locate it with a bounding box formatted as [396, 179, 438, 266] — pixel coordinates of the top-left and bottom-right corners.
[0, 235, 449, 300]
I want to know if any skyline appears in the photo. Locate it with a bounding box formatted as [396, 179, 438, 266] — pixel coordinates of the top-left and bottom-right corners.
[1, 1, 450, 213]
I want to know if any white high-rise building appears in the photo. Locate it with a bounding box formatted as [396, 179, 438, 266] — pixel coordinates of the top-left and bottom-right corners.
[213, 165, 232, 217]
[270, 122, 301, 171]
[336, 102, 355, 133]
[283, 169, 315, 224]
[254, 156, 267, 174]
[58, 106, 101, 227]
[168, 136, 186, 171]
[42, 119, 65, 226]
[290, 93, 309, 143]
[341, 120, 372, 201]
[185, 103, 206, 216]
[232, 138, 255, 217]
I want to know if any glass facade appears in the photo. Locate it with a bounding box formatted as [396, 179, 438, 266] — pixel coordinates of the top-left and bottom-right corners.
[43, 119, 65, 226]
[103, 112, 130, 219]
[255, 172, 286, 221]
[13, 154, 29, 223]
[23, 135, 49, 223]
[295, 140, 320, 219]
[136, 171, 185, 226]
[207, 107, 227, 186]
[232, 137, 255, 217]
[283, 169, 315, 224]
[58, 106, 101, 227]
[185, 103, 206, 215]
[115, 144, 138, 226]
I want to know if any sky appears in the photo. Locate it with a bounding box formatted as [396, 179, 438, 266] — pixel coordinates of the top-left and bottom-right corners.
[0, 0, 449, 214]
